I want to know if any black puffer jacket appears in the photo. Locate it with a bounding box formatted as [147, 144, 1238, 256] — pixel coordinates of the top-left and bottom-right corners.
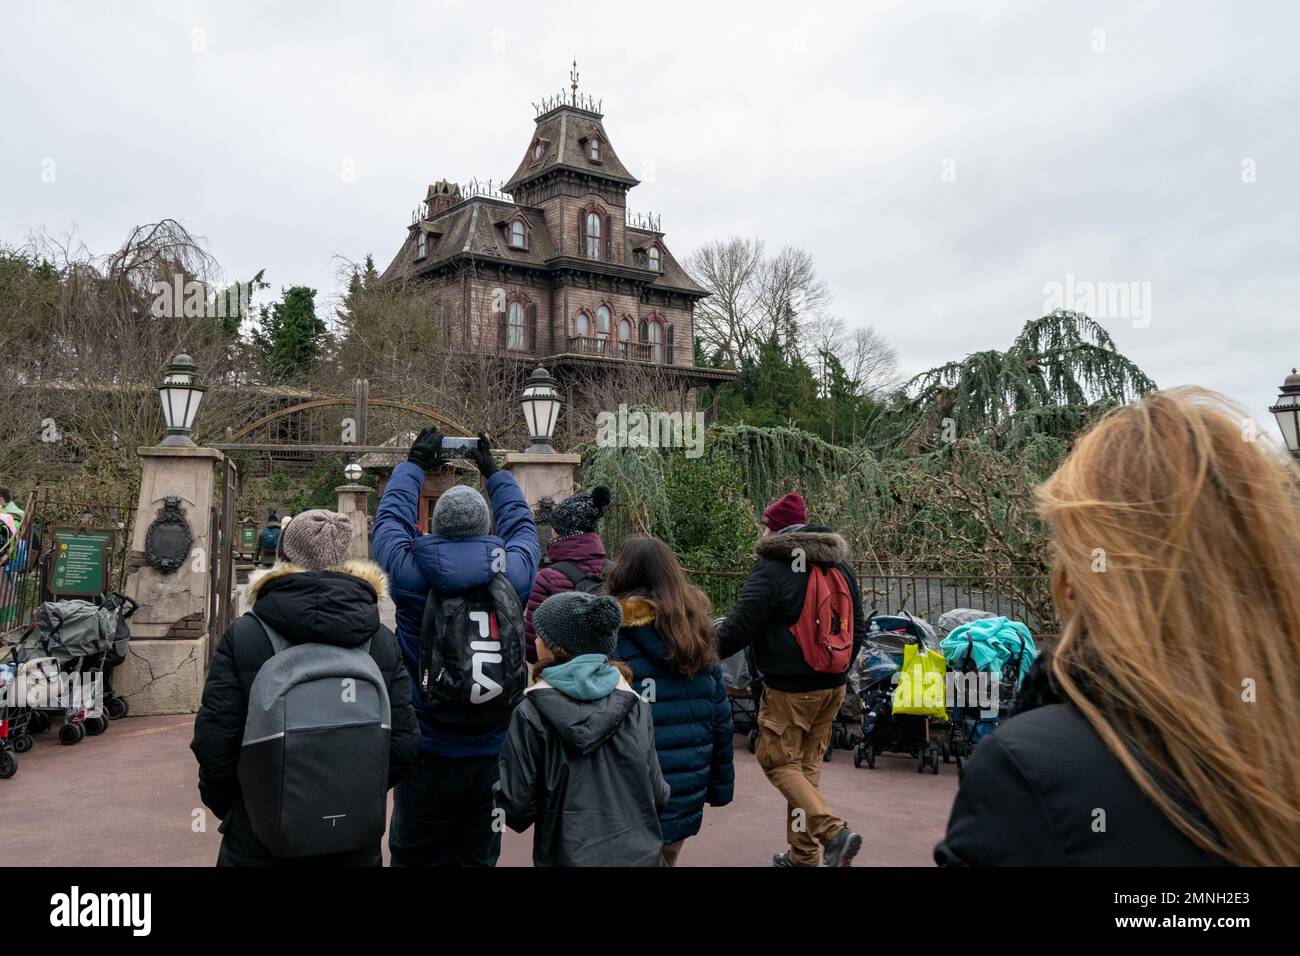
[497, 672, 670, 867]
[716, 526, 866, 692]
[190, 560, 420, 866]
[934, 653, 1230, 866]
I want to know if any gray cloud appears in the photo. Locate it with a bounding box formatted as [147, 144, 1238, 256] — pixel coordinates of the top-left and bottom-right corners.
[2, 0, 1297, 427]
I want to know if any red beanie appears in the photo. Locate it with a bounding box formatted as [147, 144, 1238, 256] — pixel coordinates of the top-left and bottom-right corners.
[762, 492, 807, 532]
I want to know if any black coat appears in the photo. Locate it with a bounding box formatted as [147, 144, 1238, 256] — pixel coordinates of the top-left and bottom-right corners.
[934, 655, 1230, 866]
[496, 676, 670, 867]
[190, 560, 420, 867]
[716, 526, 866, 692]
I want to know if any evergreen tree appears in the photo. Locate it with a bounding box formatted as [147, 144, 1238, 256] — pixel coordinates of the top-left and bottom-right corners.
[253, 286, 325, 383]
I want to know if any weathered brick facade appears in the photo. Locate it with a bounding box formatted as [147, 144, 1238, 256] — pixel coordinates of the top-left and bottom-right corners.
[379, 91, 711, 379]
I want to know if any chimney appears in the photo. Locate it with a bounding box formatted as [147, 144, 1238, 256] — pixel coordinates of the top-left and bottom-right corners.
[426, 179, 462, 215]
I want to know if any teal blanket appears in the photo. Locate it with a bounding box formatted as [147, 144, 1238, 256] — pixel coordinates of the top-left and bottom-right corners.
[939, 616, 1037, 689]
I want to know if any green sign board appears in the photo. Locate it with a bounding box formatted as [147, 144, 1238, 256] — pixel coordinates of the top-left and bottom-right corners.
[49, 528, 115, 596]
[240, 524, 258, 554]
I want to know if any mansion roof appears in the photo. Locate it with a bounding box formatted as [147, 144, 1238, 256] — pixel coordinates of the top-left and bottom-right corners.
[380, 195, 705, 297]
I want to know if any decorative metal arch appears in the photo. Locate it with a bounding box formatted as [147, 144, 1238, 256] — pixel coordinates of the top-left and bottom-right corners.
[223, 398, 471, 444]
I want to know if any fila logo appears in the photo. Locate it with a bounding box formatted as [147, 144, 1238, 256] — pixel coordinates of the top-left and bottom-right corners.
[468, 610, 502, 704]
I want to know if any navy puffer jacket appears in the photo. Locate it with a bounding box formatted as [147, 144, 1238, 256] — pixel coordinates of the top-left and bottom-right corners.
[615, 596, 734, 844]
[370, 460, 539, 757]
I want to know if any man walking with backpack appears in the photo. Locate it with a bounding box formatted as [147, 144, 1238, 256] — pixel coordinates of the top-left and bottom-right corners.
[717, 491, 866, 867]
[371, 428, 539, 867]
[191, 509, 420, 866]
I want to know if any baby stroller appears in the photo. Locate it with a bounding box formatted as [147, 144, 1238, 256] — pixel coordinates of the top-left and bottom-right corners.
[852, 611, 946, 774]
[10, 593, 136, 745]
[722, 645, 764, 753]
[939, 613, 1036, 763]
[0, 661, 33, 778]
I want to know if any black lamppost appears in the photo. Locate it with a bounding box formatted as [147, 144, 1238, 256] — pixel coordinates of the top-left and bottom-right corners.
[1270, 369, 1300, 462]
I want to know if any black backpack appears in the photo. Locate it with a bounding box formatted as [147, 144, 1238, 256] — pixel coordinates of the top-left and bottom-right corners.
[418, 574, 527, 732]
[546, 559, 612, 594]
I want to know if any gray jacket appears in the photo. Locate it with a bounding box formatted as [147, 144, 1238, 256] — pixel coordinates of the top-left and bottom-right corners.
[497, 677, 670, 867]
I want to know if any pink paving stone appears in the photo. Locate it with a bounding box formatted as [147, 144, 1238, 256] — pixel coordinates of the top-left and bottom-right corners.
[1, 714, 958, 867]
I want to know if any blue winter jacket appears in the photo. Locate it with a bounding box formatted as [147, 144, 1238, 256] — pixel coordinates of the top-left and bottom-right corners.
[371, 460, 540, 757]
[615, 596, 735, 844]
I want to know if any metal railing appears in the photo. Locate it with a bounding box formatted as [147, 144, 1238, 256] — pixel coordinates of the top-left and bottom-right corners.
[566, 335, 657, 363]
[686, 562, 1056, 640]
[1, 490, 138, 637]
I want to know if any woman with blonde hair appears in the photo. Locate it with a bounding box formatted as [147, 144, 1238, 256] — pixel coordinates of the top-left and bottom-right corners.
[936, 387, 1300, 866]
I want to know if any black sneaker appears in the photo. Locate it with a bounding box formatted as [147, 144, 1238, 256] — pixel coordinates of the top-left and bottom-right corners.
[772, 850, 799, 867]
[823, 827, 863, 867]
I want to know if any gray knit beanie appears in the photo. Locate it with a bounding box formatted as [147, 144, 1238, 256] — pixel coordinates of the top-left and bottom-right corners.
[532, 590, 623, 659]
[279, 509, 353, 570]
[432, 485, 491, 538]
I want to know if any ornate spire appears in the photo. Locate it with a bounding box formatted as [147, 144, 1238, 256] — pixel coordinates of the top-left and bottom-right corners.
[569, 59, 579, 103]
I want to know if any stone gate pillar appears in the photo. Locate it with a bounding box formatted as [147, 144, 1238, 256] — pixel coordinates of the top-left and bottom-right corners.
[502, 452, 581, 510]
[116, 445, 224, 716]
[334, 483, 373, 560]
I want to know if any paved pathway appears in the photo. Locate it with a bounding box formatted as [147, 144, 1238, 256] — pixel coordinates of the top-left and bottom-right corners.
[3, 714, 957, 866]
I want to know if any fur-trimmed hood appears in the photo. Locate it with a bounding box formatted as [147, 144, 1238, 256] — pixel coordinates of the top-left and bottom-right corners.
[249, 558, 389, 603]
[247, 558, 390, 649]
[755, 525, 849, 565]
[617, 596, 657, 628]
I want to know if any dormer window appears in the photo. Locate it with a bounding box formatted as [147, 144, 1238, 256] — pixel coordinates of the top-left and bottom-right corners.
[532, 139, 545, 161]
[416, 230, 427, 259]
[509, 218, 527, 250]
[647, 246, 661, 272]
[589, 136, 602, 162]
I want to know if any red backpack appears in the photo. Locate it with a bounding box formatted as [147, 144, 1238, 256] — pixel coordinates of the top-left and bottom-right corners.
[791, 565, 855, 673]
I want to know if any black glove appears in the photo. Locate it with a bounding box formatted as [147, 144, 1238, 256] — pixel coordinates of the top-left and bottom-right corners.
[468, 431, 497, 478]
[407, 427, 443, 470]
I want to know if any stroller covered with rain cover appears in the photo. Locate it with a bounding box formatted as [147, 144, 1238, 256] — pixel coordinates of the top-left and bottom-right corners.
[8, 594, 136, 747]
[722, 645, 764, 752]
[852, 611, 948, 774]
[938, 612, 1036, 761]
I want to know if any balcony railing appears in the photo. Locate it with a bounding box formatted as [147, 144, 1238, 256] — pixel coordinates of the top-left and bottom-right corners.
[566, 335, 658, 363]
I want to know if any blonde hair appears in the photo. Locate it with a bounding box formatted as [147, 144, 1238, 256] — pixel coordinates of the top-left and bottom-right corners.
[1036, 386, 1300, 865]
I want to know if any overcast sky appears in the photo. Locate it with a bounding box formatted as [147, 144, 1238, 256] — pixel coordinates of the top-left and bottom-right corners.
[3, 0, 1297, 428]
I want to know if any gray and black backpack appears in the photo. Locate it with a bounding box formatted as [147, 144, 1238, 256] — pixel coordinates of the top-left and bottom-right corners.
[237, 613, 391, 858]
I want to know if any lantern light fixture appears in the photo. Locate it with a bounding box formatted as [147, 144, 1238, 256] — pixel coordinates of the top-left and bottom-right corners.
[156, 351, 207, 447]
[519, 365, 563, 454]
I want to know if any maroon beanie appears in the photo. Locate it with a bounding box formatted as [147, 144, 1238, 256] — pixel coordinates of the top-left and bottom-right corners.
[762, 492, 807, 532]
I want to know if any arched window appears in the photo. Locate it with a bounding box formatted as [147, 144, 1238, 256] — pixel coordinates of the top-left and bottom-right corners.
[618, 317, 633, 358]
[590, 137, 601, 161]
[585, 212, 601, 258]
[509, 220, 526, 249]
[416, 230, 426, 259]
[575, 310, 591, 338]
[507, 301, 526, 350]
[647, 319, 664, 363]
[647, 246, 660, 272]
[595, 305, 611, 343]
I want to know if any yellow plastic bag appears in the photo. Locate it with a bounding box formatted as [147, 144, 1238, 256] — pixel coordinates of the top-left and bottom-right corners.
[891, 643, 948, 718]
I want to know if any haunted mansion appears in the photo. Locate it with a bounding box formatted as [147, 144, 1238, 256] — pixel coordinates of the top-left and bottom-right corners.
[379, 66, 734, 412]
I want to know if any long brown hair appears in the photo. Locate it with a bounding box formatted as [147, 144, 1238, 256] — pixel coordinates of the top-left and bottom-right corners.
[1036, 386, 1300, 866]
[605, 537, 717, 676]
